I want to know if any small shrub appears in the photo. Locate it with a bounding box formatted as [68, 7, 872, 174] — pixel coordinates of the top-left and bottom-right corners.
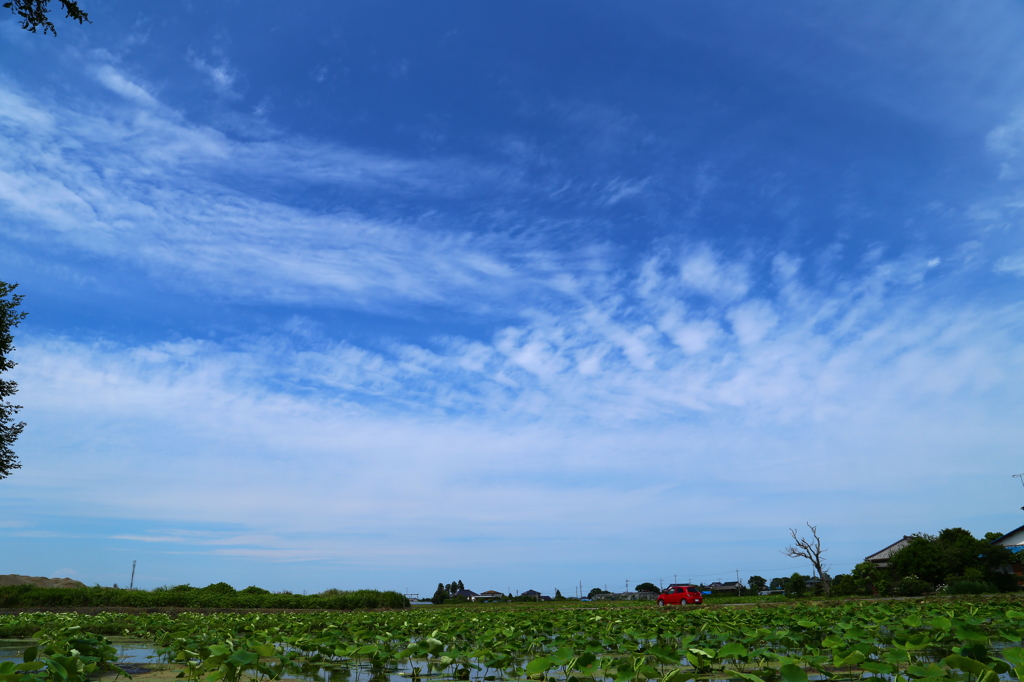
[944, 579, 996, 595]
[242, 585, 271, 595]
[201, 582, 237, 594]
[894, 577, 931, 596]
[829, 574, 858, 596]
[988, 571, 1021, 593]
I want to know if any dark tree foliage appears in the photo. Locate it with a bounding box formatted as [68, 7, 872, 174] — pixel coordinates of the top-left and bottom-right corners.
[241, 585, 271, 595]
[634, 582, 659, 593]
[431, 583, 447, 604]
[888, 528, 1019, 591]
[849, 561, 887, 595]
[4, 0, 89, 35]
[441, 580, 464, 597]
[889, 535, 946, 585]
[587, 587, 609, 598]
[747, 575, 768, 593]
[0, 281, 27, 481]
[829, 573, 857, 596]
[787, 573, 807, 597]
[202, 582, 237, 594]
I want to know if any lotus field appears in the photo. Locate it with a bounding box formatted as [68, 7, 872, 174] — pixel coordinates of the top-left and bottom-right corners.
[3, 599, 1024, 682]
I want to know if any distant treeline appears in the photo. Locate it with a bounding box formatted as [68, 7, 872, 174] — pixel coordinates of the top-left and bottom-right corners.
[0, 582, 409, 610]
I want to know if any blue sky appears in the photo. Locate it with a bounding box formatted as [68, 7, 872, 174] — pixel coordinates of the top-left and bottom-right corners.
[1, 1, 1024, 596]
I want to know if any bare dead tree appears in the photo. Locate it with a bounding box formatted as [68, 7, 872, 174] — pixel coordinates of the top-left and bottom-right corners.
[783, 522, 830, 595]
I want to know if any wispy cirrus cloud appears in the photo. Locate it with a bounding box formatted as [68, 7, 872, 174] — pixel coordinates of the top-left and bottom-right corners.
[0, 66, 546, 312]
[188, 50, 239, 98]
[15, 240, 1022, 431]
[994, 252, 1024, 276]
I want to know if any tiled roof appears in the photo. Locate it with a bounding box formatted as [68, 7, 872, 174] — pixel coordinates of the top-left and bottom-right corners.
[991, 524, 1024, 547]
[865, 535, 913, 562]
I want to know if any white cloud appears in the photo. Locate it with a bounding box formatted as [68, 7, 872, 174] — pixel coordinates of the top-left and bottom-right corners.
[603, 177, 649, 205]
[988, 110, 1024, 159]
[0, 88, 55, 129]
[994, 251, 1024, 276]
[679, 244, 750, 300]
[95, 65, 159, 107]
[188, 52, 239, 98]
[727, 299, 779, 346]
[0, 75, 543, 312]
[8, 280, 1023, 572]
[657, 305, 721, 355]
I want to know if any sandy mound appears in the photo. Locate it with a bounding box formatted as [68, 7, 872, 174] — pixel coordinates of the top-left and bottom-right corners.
[0, 574, 87, 589]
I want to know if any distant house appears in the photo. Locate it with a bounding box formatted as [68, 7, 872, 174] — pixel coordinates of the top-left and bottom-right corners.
[592, 591, 652, 601]
[521, 589, 542, 599]
[804, 576, 826, 591]
[472, 590, 504, 602]
[472, 592, 502, 602]
[454, 589, 479, 599]
[708, 581, 743, 594]
[990, 524, 1024, 553]
[988, 525, 1024, 584]
[865, 536, 913, 568]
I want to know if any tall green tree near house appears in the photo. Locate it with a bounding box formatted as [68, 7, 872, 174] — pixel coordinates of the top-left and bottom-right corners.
[0, 281, 28, 480]
[888, 528, 1019, 591]
[787, 573, 807, 596]
[4, 0, 89, 35]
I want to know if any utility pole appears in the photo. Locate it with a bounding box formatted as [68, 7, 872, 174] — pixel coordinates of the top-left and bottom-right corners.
[129, 560, 136, 590]
[625, 579, 630, 593]
[674, 574, 677, 584]
[1015, 474, 1024, 510]
[736, 569, 741, 597]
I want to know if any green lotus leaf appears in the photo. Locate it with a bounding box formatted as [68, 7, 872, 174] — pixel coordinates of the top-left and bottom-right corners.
[779, 663, 808, 682]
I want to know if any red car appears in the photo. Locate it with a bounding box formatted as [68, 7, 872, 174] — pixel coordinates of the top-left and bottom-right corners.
[657, 584, 703, 605]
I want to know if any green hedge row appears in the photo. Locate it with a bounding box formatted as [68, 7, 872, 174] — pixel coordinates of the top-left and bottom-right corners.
[0, 585, 409, 610]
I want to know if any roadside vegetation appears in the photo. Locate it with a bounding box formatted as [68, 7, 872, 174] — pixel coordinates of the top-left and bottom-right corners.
[0, 582, 407, 610]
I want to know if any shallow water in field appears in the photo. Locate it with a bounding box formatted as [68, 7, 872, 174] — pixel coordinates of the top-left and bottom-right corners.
[0, 639, 34, 664]
[3, 636, 1021, 682]
[0, 637, 163, 665]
